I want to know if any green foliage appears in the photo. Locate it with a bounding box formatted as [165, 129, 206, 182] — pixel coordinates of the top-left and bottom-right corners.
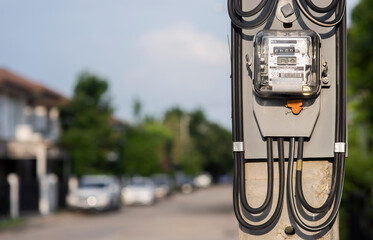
[59, 72, 119, 176]
[340, 124, 373, 239]
[163, 107, 189, 170]
[348, 0, 373, 135]
[132, 97, 143, 124]
[120, 119, 173, 176]
[178, 148, 204, 175]
[189, 110, 232, 178]
[341, 0, 373, 238]
[163, 107, 232, 177]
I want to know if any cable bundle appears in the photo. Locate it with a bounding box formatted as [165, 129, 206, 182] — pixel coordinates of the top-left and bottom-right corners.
[296, 0, 345, 27]
[228, 0, 276, 29]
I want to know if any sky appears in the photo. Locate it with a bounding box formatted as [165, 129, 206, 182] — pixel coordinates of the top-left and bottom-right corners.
[0, 0, 360, 129]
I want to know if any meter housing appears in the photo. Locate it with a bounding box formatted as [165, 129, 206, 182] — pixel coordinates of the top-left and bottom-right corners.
[253, 30, 321, 99]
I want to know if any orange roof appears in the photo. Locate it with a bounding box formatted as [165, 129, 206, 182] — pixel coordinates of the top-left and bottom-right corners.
[0, 68, 68, 107]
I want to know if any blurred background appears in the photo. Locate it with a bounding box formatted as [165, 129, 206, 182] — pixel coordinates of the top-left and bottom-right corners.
[0, 0, 371, 240]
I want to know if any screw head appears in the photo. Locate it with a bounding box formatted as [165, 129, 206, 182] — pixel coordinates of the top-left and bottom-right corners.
[323, 62, 327, 67]
[322, 77, 329, 84]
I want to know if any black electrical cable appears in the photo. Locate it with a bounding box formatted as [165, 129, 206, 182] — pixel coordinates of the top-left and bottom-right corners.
[233, 138, 285, 231]
[231, 17, 284, 230]
[295, 0, 345, 27]
[232, 17, 273, 215]
[227, 0, 276, 29]
[233, 0, 268, 17]
[287, 138, 341, 232]
[286, 2, 346, 232]
[295, 138, 339, 213]
[305, 0, 339, 13]
[239, 138, 273, 214]
[287, 141, 344, 231]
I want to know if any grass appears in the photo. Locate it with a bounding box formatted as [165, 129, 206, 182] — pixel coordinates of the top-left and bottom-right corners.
[0, 218, 25, 230]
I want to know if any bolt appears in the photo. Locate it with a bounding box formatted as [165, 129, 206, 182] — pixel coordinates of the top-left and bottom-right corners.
[284, 226, 295, 235]
[322, 77, 329, 84]
[323, 62, 327, 67]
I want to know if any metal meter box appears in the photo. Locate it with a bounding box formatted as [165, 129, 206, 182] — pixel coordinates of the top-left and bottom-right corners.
[253, 30, 321, 98]
[241, 6, 340, 159]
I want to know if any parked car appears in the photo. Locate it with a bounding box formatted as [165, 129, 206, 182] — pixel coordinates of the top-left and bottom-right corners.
[175, 173, 195, 194]
[194, 172, 213, 188]
[218, 174, 232, 184]
[121, 177, 156, 206]
[152, 174, 174, 199]
[66, 175, 121, 211]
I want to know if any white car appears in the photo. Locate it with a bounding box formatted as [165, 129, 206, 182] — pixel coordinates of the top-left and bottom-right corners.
[194, 172, 213, 188]
[121, 177, 156, 206]
[66, 175, 121, 211]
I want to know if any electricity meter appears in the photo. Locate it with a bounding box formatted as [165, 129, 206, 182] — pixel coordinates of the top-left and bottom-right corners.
[253, 30, 321, 98]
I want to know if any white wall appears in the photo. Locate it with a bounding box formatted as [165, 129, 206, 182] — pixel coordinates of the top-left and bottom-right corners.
[0, 93, 60, 142]
[0, 94, 25, 140]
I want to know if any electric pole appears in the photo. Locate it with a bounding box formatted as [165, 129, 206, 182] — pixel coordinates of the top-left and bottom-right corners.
[228, 0, 346, 239]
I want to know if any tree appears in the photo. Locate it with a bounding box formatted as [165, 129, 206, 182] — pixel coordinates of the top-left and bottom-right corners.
[120, 100, 173, 176]
[348, 0, 373, 147]
[340, 0, 373, 239]
[163, 107, 232, 178]
[188, 110, 232, 179]
[59, 72, 119, 176]
[163, 107, 204, 175]
[132, 97, 143, 124]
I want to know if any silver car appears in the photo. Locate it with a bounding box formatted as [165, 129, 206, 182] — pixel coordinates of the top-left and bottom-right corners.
[66, 175, 121, 211]
[152, 174, 174, 199]
[121, 177, 156, 206]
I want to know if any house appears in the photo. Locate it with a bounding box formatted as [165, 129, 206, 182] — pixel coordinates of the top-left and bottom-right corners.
[0, 68, 68, 217]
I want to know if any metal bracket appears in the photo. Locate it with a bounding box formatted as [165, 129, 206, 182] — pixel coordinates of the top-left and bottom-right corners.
[233, 142, 244, 152]
[275, 0, 298, 24]
[334, 142, 346, 153]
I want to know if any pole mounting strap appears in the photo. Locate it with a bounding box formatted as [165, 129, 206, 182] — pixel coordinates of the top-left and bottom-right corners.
[334, 142, 346, 153]
[233, 142, 244, 152]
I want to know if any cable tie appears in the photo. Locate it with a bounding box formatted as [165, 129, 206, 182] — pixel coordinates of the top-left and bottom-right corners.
[296, 159, 303, 171]
[233, 142, 244, 152]
[334, 142, 346, 153]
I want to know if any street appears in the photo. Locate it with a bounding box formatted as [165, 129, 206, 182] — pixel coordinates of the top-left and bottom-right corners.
[0, 185, 238, 240]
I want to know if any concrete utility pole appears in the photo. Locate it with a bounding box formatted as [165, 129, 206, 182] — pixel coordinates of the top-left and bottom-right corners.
[228, 0, 346, 239]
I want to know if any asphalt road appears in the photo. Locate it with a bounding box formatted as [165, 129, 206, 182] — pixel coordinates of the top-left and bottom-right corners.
[0, 185, 238, 240]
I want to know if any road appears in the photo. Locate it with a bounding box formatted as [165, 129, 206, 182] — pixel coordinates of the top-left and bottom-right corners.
[0, 185, 238, 240]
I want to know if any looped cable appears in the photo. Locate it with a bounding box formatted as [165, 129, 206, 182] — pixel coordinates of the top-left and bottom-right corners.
[233, 138, 285, 231]
[239, 138, 273, 214]
[295, 138, 339, 213]
[228, 0, 276, 29]
[305, 0, 339, 13]
[295, 0, 345, 27]
[287, 138, 345, 232]
[233, 0, 269, 17]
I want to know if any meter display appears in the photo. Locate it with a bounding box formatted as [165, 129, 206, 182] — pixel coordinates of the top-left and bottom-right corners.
[253, 30, 321, 98]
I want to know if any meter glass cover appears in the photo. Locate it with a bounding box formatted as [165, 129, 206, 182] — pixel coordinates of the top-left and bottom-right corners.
[253, 30, 321, 98]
